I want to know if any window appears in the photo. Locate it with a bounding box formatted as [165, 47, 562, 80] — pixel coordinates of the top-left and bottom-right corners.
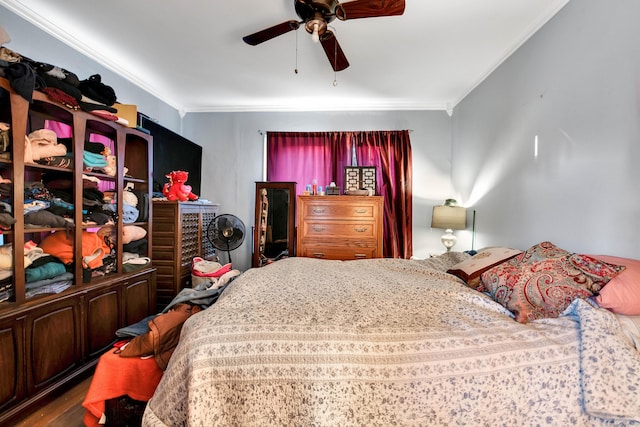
[266, 130, 413, 258]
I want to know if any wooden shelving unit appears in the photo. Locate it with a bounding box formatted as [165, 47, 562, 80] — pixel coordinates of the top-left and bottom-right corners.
[0, 77, 156, 425]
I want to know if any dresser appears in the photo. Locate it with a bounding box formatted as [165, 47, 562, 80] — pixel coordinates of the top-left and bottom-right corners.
[296, 196, 383, 260]
[151, 201, 219, 310]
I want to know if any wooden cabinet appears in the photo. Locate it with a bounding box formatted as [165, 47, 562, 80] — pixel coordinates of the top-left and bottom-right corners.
[151, 201, 219, 310]
[0, 77, 156, 425]
[296, 195, 383, 260]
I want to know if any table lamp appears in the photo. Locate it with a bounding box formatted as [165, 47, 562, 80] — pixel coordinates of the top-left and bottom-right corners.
[431, 199, 467, 252]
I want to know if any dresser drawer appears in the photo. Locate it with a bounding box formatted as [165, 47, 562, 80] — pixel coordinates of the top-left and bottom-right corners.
[298, 244, 377, 260]
[301, 200, 377, 220]
[300, 221, 377, 239]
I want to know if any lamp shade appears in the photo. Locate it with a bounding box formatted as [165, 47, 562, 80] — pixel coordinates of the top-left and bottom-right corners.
[431, 206, 466, 230]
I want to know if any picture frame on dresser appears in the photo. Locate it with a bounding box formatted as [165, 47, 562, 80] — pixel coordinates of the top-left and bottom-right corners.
[344, 166, 376, 194]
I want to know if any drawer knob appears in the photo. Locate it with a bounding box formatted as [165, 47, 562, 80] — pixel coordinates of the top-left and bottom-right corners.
[354, 226, 368, 233]
[312, 225, 325, 232]
[312, 252, 326, 258]
[312, 208, 325, 214]
[354, 254, 367, 259]
[354, 208, 367, 214]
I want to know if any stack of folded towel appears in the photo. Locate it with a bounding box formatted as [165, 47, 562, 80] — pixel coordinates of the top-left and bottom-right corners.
[25, 129, 68, 164]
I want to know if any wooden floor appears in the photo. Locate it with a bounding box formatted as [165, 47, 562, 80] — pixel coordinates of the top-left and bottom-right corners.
[13, 375, 92, 427]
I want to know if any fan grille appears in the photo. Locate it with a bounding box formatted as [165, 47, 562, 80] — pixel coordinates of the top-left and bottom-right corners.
[207, 214, 246, 253]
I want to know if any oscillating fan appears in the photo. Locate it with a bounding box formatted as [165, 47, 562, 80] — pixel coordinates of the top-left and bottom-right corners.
[206, 214, 246, 264]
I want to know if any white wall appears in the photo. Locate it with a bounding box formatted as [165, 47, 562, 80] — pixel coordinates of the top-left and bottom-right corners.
[12, 1, 628, 269]
[452, 0, 640, 258]
[0, 9, 180, 130]
[1, 7, 457, 271]
[182, 110, 455, 270]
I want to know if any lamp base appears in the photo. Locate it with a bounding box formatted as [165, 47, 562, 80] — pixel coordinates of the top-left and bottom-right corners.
[440, 229, 457, 252]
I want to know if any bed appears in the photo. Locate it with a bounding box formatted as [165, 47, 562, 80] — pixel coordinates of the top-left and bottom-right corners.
[142, 246, 640, 426]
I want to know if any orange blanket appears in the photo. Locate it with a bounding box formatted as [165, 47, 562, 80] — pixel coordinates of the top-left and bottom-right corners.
[82, 348, 163, 427]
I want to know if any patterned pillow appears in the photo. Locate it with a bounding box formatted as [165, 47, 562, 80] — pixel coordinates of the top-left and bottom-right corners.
[517, 240, 569, 263]
[477, 241, 567, 293]
[480, 242, 625, 323]
[447, 247, 522, 289]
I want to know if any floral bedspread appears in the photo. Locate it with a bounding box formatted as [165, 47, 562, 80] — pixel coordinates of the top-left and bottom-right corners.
[143, 256, 640, 426]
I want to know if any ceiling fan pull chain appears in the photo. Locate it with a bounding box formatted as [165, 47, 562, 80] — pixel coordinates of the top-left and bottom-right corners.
[294, 29, 299, 74]
[333, 27, 338, 86]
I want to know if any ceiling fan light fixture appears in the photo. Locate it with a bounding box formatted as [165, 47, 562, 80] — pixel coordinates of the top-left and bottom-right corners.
[305, 14, 327, 43]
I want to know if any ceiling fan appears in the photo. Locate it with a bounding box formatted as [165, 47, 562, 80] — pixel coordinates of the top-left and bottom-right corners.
[242, 0, 406, 72]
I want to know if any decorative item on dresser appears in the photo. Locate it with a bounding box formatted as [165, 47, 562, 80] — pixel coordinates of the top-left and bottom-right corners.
[0, 77, 156, 426]
[151, 200, 219, 311]
[344, 166, 376, 195]
[296, 195, 383, 260]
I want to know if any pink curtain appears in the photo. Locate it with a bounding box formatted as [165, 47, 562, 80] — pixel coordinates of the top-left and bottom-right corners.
[267, 132, 351, 195]
[267, 130, 412, 258]
[352, 130, 413, 259]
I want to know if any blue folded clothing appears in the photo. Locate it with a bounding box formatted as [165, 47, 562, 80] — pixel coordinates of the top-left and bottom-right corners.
[102, 203, 139, 223]
[26, 261, 68, 283]
[83, 151, 107, 168]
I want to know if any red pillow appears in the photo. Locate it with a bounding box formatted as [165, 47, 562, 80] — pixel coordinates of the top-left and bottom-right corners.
[480, 242, 625, 323]
[592, 255, 640, 315]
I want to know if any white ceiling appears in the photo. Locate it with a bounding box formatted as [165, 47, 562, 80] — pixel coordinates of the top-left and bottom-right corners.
[2, 0, 570, 113]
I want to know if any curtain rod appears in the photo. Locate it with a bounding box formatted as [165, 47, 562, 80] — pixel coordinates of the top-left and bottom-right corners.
[258, 129, 413, 135]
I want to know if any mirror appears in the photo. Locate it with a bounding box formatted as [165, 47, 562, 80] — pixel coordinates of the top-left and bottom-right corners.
[252, 182, 296, 267]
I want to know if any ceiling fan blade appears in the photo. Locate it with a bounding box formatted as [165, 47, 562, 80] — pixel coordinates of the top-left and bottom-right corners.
[242, 20, 300, 46]
[335, 0, 405, 20]
[320, 31, 349, 72]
